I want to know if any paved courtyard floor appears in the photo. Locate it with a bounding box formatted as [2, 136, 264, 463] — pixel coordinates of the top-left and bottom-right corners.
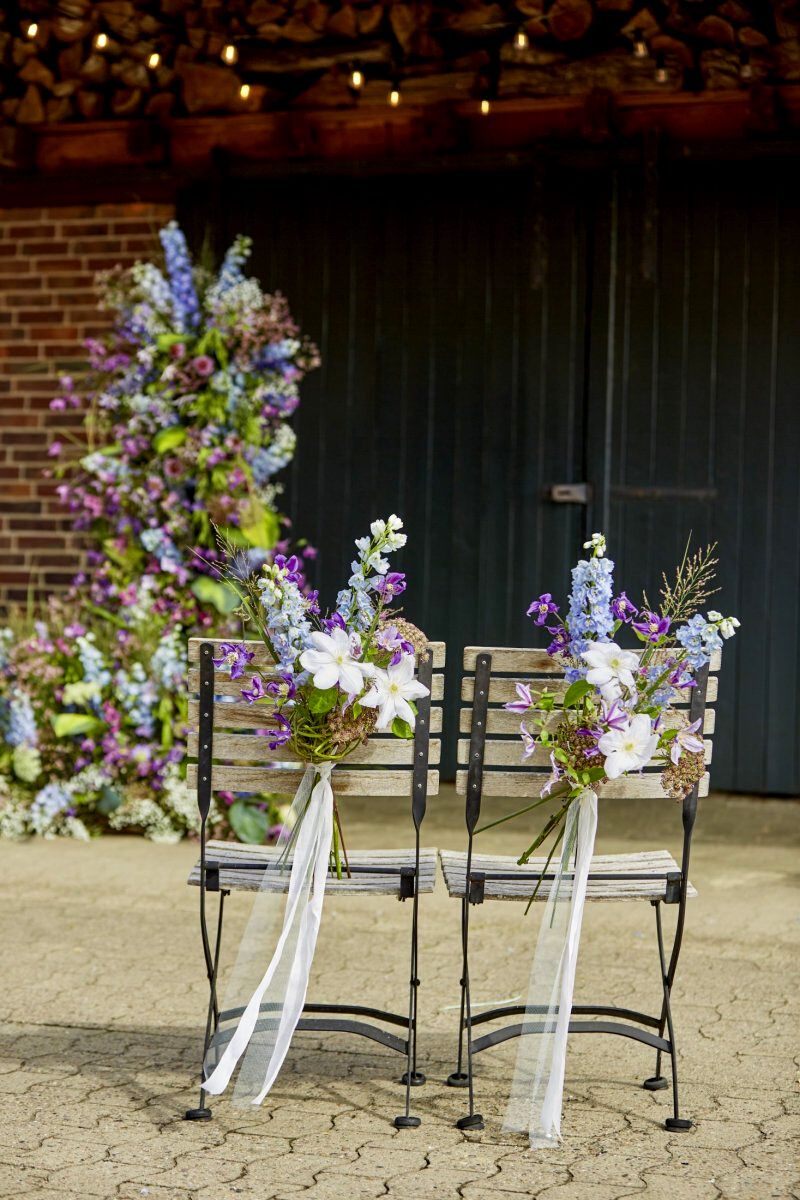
[1, 788, 798, 1200]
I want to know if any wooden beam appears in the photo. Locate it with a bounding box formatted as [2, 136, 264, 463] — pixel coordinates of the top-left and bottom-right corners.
[1, 89, 798, 184]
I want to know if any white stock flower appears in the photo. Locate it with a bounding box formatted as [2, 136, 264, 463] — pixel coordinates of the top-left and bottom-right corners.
[598, 714, 659, 779]
[582, 641, 638, 697]
[299, 627, 372, 695]
[359, 654, 429, 730]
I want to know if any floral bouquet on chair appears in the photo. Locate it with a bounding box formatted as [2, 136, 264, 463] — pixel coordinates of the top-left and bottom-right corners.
[202, 514, 432, 1105]
[498, 533, 739, 1148]
[210, 513, 430, 876]
[503, 532, 739, 887]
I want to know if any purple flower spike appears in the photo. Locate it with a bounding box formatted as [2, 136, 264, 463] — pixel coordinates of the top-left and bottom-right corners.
[505, 682, 533, 714]
[632, 611, 671, 643]
[527, 593, 559, 626]
[611, 591, 638, 622]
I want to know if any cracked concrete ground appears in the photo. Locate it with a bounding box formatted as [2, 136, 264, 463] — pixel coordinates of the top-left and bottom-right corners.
[1, 788, 798, 1200]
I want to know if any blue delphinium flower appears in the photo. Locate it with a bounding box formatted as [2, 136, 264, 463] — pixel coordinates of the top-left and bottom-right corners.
[30, 782, 72, 835]
[0, 693, 37, 747]
[159, 222, 200, 332]
[214, 234, 252, 297]
[675, 614, 723, 670]
[76, 634, 112, 693]
[565, 554, 615, 662]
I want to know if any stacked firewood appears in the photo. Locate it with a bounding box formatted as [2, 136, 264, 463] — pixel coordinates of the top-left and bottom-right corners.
[0, 1, 796, 126]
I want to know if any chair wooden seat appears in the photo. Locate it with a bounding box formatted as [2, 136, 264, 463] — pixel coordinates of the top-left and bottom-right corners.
[190, 841, 438, 897]
[439, 848, 696, 903]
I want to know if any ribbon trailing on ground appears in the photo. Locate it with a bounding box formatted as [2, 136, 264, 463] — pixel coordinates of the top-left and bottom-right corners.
[502, 788, 598, 1147]
[202, 762, 335, 1105]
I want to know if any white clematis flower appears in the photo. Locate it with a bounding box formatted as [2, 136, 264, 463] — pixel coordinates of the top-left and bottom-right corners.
[299, 627, 372, 695]
[582, 641, 639, 698]
[598, 713, 659, 779]
[359, 654, 429, 731]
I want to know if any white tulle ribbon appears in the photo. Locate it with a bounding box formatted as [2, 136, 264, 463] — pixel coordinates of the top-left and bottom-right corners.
[502, 787, 598, 1147]
[202, 762, 335, 1105]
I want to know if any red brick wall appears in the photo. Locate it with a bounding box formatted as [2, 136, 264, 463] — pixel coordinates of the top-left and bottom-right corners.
[0, 201, 174, 609]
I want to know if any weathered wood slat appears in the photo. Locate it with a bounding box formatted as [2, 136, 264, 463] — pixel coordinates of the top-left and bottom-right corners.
[189, 637, 446, 670]
[461, 675, 718, 705]
[190, 668, 445, 701]
[187, 765, 440, 797]
[188, 699, 443, 735]
[455, 770, 710, 799]
[187, 731, 441, 766]
[189, 844, 438, 895]
[439, 849, 696, 903]
[456, 737, 712, 768]
[462, 645, 721, 674]
[458, 706, 716, 736]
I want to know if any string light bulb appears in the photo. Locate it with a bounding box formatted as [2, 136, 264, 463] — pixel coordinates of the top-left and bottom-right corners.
[26, 21, 38, 38]
[148, 51, 160, 69]
[239, 83, 251, 99]
[349, 64, 364, 90]
[653, 52, 668, 84]
[480, 97, 491, 116]
[221, 43, 238, 66]
[739, 50, 753, 81]
[514, 27, 529, 51]
[388, 85, 401, 107]
[94, 31, 108, 50]
[632, 29, 648, 59]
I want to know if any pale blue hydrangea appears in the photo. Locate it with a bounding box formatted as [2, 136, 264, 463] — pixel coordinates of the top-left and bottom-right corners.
[675, 614, 723, 671]
[141, 527, 183, 573]
[0, 693, 37, 747]
[151, 628, 187, 692]
[115, 662, 157, 736]
[250, 426, 297, 485]
[30, 782, 71, 835]
[76, 634, 112, 693]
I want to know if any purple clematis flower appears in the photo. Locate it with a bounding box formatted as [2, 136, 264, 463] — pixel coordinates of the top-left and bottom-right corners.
[520, 722, 537, 761]
[505, 682, 534, 714]
[241, 675, 266, 704]
[374, 571, 407, 600]
[273, 553, 303, 583]
[668, 663, 696, 690]
[633, 611, 671, 642]
[670, 718, 704, 765]
[376, 623, 414, 665]
[527, 593, 559, 626]
[546, 625, 570, 657]
[258, 713, 292, 751]
[323, 612, 347, 633]
[265, 672, 296, 702]
[611, 591, 638, 622]
[213, 642, 255, 680]
[600, 698, 629, 731]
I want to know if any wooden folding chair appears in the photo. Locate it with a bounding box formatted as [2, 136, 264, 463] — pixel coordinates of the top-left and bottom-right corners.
[184, 636, 445, 1128]
[440, 645, 719, 1133]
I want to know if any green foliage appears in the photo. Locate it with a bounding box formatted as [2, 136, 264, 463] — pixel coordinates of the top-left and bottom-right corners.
[228, 799, 271, 844]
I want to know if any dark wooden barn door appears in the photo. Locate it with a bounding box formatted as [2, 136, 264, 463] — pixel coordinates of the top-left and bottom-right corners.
[182, 156, 799, 794]
[188, 169, 593, 777]
[586, 161, 800, 795]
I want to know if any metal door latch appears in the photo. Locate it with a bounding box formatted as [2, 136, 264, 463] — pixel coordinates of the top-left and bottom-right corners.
[548, 482, 590, 504]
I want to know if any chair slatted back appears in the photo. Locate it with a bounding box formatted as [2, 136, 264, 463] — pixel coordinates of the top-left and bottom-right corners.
[187, 638, 444, 799]
[457, 645, 720, 802]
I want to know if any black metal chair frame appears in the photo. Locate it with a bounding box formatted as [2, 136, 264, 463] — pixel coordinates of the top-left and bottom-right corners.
[446, 650, 710, 1134]
[185, 640, 436, 1129]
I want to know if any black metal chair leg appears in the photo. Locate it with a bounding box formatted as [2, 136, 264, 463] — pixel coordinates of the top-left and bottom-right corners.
[653, 902, 692, 1132]
[446, 896, 470, 1090]
[455, 880, 483, 1132]
[643, 900, 670, 1093]
[186, 885, 226, 1121]
[395, 835, 423, 1129]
